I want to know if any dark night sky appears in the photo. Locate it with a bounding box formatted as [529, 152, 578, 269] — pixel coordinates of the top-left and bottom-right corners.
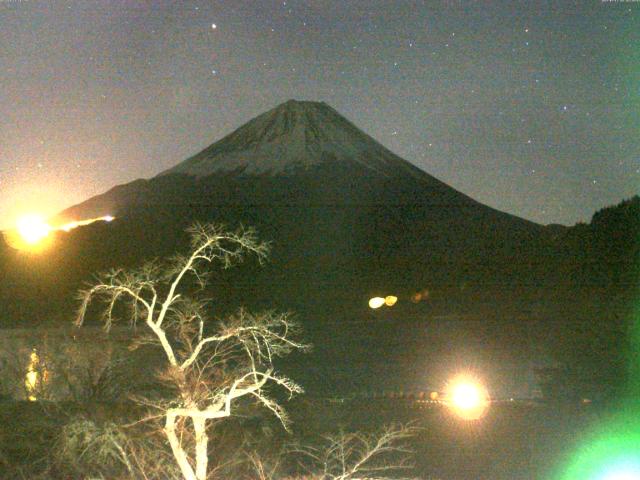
[1, 0, 638, 229]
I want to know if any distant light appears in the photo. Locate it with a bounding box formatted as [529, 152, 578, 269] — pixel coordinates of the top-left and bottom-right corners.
[16, 215, 51, 245]
[5, 214, 116, 251]
[368, 295, 398, 309]
[25, 349, 41, 401]
[60, 215, 116, 232]
[211, 23, 217, 29]
[368, 297, 386, 309]
[445, 374, 490, 420]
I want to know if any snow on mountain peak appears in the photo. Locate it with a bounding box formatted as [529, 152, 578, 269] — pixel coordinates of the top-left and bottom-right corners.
[159, 100, 421, 178]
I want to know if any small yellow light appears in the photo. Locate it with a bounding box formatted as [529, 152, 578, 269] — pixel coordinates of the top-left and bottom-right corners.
[384, 295, 398, 306]
[25, 349, 41, 401]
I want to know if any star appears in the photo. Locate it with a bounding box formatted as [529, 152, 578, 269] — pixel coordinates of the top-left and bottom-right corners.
[211, 23, 217, 30]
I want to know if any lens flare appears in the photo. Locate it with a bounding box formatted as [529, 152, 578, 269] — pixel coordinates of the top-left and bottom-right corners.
[445, 374, 490, 420]
[597, 462, 640, 480]
[558, 420, 640, 480]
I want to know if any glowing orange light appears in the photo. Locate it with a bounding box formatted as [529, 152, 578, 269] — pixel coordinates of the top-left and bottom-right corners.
[445, 374, 490, 420]
[3, 214, 115, 251]
[16, 215, 51, 245]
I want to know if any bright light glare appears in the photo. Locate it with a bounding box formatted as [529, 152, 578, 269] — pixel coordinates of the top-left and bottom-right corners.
[369, 297, 386, 309]
[4, 213, 116, 251]
[603, 472, 639, 480]
[445, 375, 490, 420]
[452, 383, 482, 410]
[384, 295, 398, 306]
[596, 461, 640, 480]
[59, 215, 116, 232]
[16, 215, 51, 245]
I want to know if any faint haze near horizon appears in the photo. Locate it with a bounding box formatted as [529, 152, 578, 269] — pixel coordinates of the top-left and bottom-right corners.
[0, 0, 638, 230]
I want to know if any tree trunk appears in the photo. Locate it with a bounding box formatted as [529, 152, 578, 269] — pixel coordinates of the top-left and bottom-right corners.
[193, 416, 209, 480]
[165, 412, 197, 480]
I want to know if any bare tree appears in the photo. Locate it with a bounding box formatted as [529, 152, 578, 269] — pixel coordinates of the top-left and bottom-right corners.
[247, 424, 419, 480]
[297, 424, 418, 480]
[76, 223, 308, 480]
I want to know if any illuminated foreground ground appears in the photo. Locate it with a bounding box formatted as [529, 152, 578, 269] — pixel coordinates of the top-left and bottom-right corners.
[0, 398, 601, 479]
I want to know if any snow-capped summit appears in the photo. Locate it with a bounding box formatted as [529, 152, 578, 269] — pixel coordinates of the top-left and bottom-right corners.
[158, 99, 423, 179]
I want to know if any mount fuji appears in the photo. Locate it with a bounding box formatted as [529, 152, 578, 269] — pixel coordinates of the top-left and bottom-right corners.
[59, 99, 541, 232]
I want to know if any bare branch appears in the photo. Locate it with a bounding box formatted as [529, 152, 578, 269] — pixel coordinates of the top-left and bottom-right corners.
[292, 424, 419, 480]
